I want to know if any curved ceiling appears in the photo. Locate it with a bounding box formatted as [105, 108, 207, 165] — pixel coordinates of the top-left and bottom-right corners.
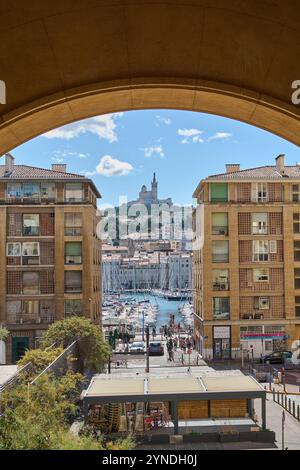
[1, 0, 300, 154]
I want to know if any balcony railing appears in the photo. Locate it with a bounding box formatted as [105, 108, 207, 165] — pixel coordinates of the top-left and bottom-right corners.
[7, 314, 55, 324]
[65, 255, 82, 265]
[252, 226, 268, 235]
[212, 226, 228, 236]
[65, 286, 82, 293]
[64, 227, 82, 236]
[213, 311, 230, 320]
[212, 254, 229, 263]
[5, 196, 56, 205]
[213, 282, 229, 291]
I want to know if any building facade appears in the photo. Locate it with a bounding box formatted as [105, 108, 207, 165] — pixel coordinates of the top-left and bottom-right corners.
[193, 155, 300, 360]
[0, 155, 101, 363]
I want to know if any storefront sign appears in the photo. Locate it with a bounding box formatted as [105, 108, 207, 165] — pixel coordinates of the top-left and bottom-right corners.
[240, 332, 285, 340]
[213, 326, 230, 339]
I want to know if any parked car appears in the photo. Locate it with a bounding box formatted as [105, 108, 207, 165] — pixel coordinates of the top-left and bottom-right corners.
[260, 351, 292, 364]
[129, 341, 146, 354]
[149, 342, 164, 356]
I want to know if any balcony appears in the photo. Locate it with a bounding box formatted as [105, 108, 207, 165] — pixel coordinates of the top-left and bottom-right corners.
[252, 226, 268, 235]
[241, 313, 264, 320]
[65, 255, 82, 265]
[213, 282, 229, 291]
[7, 314, 54, 324]
[212, 226, 228, 236]
[5, 196, 56, 205]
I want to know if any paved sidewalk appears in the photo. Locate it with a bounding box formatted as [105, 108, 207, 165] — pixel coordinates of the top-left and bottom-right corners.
[254, 396, 300, 450]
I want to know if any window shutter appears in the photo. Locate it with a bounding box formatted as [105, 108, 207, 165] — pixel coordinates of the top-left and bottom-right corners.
[65, 242, 82, 256]
[269, 240, 277, 254]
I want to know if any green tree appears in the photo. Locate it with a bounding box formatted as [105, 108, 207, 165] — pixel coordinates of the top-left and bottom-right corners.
[17, 347, 64, 378]
[40, 317, 110, 373]
[0, 326, 9, 342]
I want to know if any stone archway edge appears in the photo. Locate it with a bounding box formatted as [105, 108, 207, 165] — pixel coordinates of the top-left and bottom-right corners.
[1, 78, 300, 156]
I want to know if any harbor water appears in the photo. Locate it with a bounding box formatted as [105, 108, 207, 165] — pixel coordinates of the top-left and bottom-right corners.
[127, 293, 186, 328]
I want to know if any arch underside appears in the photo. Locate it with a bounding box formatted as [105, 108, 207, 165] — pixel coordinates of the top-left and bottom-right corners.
[1, 1, 300, 151]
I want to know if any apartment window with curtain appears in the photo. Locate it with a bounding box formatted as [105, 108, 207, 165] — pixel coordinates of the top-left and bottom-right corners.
[212, 213, 228, 235]
[213, 269, 229, 291]
[252, 183, 268, 202]
[65, 183, 83, 202]
[292, 184, 300, 202]
[65, 213, 82, 236]
[23, 214, 39, 236]
[253, 268, 269, 282]
[6, 183, 22, 200]
[7, 242, 21, 257]
[254, 297, 270, 310]
[294, 213, 300, 234]
[296, 297, 300, 317]
[65, 242, 82, 264]
[252, 213, 268, 234]
[23, 183, 40, 199]
[65, 299, 82, 317]
[210, 183, 228, 203]
[253, 240, 269, 262]
[212, 241, 229, 263]
[213, 297, 230, 320]
[41, 182, 56, 200]
[22, 242, 39, 265]
[22, 272, 39, 294]
[65, 271, 82, 293]
[294, 241, 300, 261]
[295, 269, 300, 289]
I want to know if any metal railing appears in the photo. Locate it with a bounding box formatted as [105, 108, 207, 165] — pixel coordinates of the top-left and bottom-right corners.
[273, 390, 300, 422]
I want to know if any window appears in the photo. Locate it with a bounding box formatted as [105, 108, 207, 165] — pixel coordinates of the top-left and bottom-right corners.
[253, 268, 269, 282]
[292, 184, 299, 202]
[23, 300, 39, 315]
[7, 301, 21, 322]
[7, 183, 22, 199]
[65, 183, 83, 202]
[212, 213, 228, 235]
[294, 213, 300, 234]
[7, 242, 21, 256]
[65, 271, 82, 293]
[252, 213, 268, 234]
[254, 297, 270, 310]
[23, 214, 39, 236]
[210, 183, 228, 203]
[252, 183, 268, 202]
[22, 242, 39, 265]
[294, 241, 300, 261]
[22, 272, 39, 294]
[295, 269, 300, 289]
[65, 299, 82, 317]
[65, 213, 82, 236]
[212, 241, 229, 263]
[41, 182, 56, 200]
[65, 242, 82, 264]
[253, 240, 269, 262]
[23, 183, 40, 199]
[213, 298, 230, 320]
[296, 297, 300, 317]
[213, 269, 229, 290]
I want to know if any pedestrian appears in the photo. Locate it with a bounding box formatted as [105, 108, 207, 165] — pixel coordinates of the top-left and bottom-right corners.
[182, 338, 187, 354]
[187, 338, 192, 350]
[152, 326, 156, 340]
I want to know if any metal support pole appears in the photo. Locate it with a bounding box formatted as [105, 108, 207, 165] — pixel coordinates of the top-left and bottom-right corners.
[171, 400, 179, 435]
[145, 326, 150, 373]
[282, 411, 285, 451]
[261, 397, 267, 430]
[298, 405, 300, 422]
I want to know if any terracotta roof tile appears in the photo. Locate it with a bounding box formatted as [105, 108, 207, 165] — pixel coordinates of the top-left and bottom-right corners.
[0, 165, 86, 180]
[205, 165, 300, 180]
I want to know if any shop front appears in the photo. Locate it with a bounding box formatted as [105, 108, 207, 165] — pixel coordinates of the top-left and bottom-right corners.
[240, 325, 288, 359]
[213, 326, 231, 360]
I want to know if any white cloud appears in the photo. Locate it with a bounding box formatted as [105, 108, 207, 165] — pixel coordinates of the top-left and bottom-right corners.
[52, 149, 90, 160]
[207, 132, 232, 142]
[155, 115, 172, 126]
[84, 155, 134, 177]
[177, 128, 204, 144]
[43, 113, 123, 143]
[141, 145, 165, 158]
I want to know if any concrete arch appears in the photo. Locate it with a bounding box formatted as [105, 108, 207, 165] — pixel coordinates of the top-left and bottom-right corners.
[1, 1, 300, 152]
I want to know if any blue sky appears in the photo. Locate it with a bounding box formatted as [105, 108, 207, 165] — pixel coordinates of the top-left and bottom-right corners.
[10, 109, 300, 207]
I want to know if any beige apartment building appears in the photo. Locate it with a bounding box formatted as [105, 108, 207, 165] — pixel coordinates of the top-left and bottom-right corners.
[0, 154, 101, 364]
[193, 155, 300, 360]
